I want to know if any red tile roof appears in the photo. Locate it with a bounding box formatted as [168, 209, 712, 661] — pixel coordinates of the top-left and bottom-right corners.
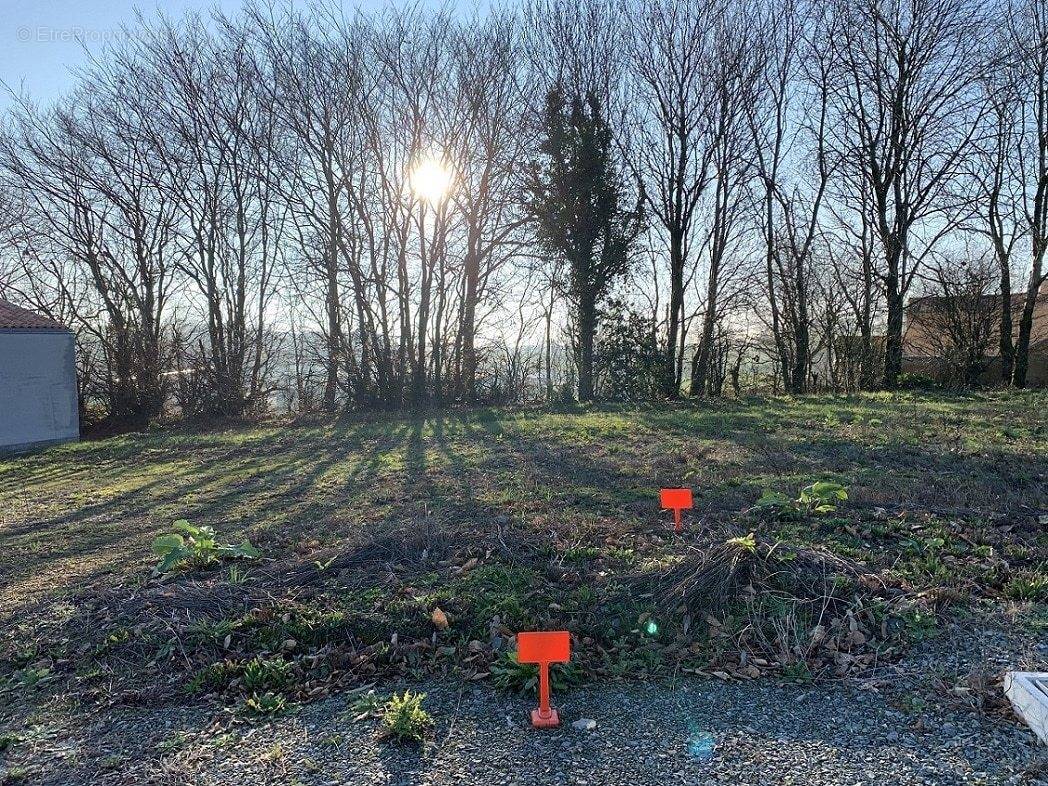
[0, 301, 69, 331]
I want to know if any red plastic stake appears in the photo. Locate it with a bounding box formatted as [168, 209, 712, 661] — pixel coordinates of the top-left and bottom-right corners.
[517, 631, 571, 728]
[660, 488, 693, 533]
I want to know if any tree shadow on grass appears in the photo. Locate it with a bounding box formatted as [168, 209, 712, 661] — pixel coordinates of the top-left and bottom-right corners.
[0, 416, 401, 601]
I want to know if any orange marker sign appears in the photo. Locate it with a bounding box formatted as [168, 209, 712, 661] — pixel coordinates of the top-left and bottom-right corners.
[660, 488, 693, 532]
[517, 631, 570, 728]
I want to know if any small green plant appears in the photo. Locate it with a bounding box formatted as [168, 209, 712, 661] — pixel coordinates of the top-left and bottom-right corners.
[1004, 570, 1048, 602]
[243, 691, 288, 716]
[227, 564, 250, 584]
[489, 651, 583, 694]
[314, 555, 337, 572]
[156, 731, 193, 754]
[349, 689, 386, 720]
[188, 660, 240, 694]
[896, 692, 928, 713]
[755, 481, 848, 518]
[797, 481, 848, 514]
[725, 533, 758, 553]
[15, 665, 51, 689]
[151, 519, 260, 573]
[380, 690, 433, 743]
[754, 489, 793, 513]
[2, 766, 29, 784]
[0, 733, 17, 753]
[900, 607, 939, 642]
[242, 656, 294, 693]
[781, 661, 812, 683]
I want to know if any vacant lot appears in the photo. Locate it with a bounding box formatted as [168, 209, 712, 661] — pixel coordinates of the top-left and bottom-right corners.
[0, 393, 1046, 783]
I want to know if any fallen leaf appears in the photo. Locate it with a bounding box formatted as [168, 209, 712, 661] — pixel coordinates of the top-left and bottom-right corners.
[431, 607, 449, 631]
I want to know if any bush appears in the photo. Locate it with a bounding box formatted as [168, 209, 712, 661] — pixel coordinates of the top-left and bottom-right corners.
[594, 298, 663, 401]
[897, 371, 938, 390]
[380, 690, 433, 743]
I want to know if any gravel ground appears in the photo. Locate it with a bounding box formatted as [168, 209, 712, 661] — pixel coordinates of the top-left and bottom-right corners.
[2, 612, 1046, 785]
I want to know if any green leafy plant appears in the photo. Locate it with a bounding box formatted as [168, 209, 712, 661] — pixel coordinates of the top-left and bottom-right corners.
[187, 660, 240, 694]
[797, 481, 848, 514]
[489, 651, 583, 694]
[15, 665, 51, 689]
[754, 481, 848, 518]
[780, 661, 812, 683]
[243, 691, 287, 716]
[900, 607, 939, 642]
[349, 689, 386, 721]
[242, 656, 293, 693]
[725, 533, 758, 554]
[1004, 569, 1048, 602]
[151, 519, 260, 573]
[754, 489, 792, 511]
[380, 690, 433, 743]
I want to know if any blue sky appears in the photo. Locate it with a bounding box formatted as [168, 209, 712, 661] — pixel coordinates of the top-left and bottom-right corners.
[0, 0, 245, 108]
[1, 1, 476, 110]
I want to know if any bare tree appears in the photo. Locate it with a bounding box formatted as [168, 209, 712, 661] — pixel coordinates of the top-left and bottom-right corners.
[688, 6, 762, 396]
[1005, 0, 1048, 387]
[748, 0, 836, 393]
[908, 252, 999, 385]
[448, 14, 530, 400]
[827, 0, 985, 389]
[624, 0, 719, 397]
[969, 31, 1025, 384]
[0, 81, 177, 423]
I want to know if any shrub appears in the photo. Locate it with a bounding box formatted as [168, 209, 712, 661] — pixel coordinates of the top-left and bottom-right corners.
[897, 371, 937, 390]
[380, 690, 433, 743]
[594, 298, 663, 401]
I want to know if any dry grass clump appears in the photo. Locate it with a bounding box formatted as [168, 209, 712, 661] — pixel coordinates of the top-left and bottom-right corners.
[650, 534, 904, 677]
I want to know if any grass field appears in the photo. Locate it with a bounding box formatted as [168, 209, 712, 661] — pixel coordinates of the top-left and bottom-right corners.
[0, 391, 1046, 713]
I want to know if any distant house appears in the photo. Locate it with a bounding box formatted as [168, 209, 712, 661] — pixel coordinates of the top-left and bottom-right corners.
[0, 301, 80, 452]
[902, 282, 1048, 386]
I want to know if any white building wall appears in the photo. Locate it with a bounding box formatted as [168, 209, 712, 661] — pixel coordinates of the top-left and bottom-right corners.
[0, 331, 79, 452]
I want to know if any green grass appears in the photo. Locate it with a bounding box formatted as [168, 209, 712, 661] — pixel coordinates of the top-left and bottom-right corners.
[0, 391, 1045, 702]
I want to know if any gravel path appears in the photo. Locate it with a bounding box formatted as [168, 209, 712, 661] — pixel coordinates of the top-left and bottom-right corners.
[2, 613, 1046, 785]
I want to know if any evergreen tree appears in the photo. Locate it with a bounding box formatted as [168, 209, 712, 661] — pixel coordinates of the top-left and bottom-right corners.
[527, 89, 643, 401]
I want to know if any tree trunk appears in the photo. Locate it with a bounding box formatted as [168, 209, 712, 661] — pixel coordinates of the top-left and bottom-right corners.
[459, 242, 481, 402]
[690, 307, 717, 397]
[1013, 243, 1045, 388]
[998, 257, 1014, 384]
[883, 285, 904, 390]
[577, 292, 597, 402]
[663, 232, 684, 398]
[883, 241, 904, 390]
[323, 196, 341, 413]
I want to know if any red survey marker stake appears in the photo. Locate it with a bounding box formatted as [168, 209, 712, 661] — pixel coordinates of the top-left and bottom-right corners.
[517, 631, 571, 728]
[660, 488, 693, 533]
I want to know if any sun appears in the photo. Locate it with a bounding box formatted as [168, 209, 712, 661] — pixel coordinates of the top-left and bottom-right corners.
[409, 157, 453, 204]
